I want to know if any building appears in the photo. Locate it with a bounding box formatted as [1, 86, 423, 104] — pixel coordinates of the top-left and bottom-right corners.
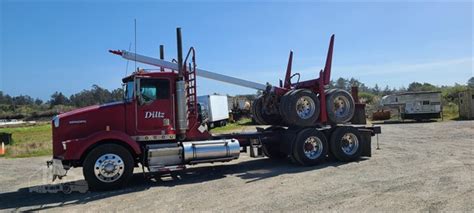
[458, 89, 474, 120]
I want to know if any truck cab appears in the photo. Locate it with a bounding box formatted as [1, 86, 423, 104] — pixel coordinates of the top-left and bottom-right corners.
[122, 72, 178, 140]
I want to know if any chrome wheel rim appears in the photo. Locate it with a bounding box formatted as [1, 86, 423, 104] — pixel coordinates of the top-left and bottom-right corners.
[303, 136, 323, 159]
[341, 133, 359, 155]
[333, 95, 351, 118]
[296, 96, 316, 119]
[94, 154, 124, 183]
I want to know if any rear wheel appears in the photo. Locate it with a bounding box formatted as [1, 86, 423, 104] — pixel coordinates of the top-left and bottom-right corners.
[280, 89, 320, 127]
[83, 144, 134, 191]
[292, 128, 328, 166]
[262, 144, 287, 159]
[326, 89, 355, 124]
[330, 126, 362, 162]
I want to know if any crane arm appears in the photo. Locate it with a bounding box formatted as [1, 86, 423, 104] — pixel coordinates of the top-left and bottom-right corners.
[110, 50, 267, 91]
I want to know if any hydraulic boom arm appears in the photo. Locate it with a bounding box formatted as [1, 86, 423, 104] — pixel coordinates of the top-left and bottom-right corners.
[109, 50, 267, 90]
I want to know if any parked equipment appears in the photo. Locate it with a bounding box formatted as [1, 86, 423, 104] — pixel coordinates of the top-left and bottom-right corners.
[48, 28, 381, 190]
[198, 95, 229, 128]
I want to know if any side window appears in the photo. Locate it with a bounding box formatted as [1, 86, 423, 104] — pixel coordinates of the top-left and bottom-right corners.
[422, 100, 430, 105]
[140, 79, 170, 103]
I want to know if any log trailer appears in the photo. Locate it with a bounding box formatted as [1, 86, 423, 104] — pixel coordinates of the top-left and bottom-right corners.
[48, 28, 381, 190]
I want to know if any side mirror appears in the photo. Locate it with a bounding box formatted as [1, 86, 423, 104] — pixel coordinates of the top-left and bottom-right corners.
[137, 94, 145, 106]
[121, 83, 126, 100]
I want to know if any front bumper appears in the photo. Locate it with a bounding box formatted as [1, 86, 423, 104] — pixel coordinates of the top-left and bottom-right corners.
[46, 158, 69, 181]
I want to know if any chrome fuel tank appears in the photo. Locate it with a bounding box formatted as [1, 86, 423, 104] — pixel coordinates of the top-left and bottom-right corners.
[182, 139, 240, 164]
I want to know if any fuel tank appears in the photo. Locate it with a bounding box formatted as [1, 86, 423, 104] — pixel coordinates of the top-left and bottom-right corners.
[182, 139, 240, 164]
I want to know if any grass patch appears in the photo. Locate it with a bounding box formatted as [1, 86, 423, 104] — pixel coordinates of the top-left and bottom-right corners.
[0, 123, 52, 158]
[211, 118, 253, 133]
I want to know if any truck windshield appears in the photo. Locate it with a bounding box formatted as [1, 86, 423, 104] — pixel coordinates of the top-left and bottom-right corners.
[124, 81, 134, 101]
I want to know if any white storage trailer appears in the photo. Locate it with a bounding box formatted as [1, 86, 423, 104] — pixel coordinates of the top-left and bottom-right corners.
[381, 91, 442, 120]
[198, 95, 230, 127]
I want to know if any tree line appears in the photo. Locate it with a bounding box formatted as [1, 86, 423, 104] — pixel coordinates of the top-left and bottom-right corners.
[0, 85, 123, 120]
[327, 77, 473, 104]
[0, 77, 473, 120]
[0, 85, 123, 108]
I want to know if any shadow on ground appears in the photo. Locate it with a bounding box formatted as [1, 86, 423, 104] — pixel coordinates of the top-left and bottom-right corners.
[371, 119, 438, 125]
[0, 157, 366, 211]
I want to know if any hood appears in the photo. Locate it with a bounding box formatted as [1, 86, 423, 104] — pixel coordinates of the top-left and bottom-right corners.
[52, 101, 127, 158]
[58, 101, 124, 119]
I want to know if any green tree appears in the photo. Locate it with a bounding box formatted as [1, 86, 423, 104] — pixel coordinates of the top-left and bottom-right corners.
[407, 82, 437, 92]
[372, 84, 380, 95]
[50, 92, 70, 106]
[335, 77, 347, 90]
[382, 85, 392, 96]
[468, 77, 474, 88]
[442, 83, 467, 103]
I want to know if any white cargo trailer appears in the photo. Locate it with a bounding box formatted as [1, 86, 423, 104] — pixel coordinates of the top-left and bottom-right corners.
[381, 91, 442, 121]
[198, 95, 230, 128]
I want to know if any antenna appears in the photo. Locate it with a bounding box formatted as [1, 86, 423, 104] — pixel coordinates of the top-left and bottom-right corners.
[134, 19, 137, 72]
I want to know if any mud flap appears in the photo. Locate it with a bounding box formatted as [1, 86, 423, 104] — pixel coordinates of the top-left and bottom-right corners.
[359, 129, 372, 157]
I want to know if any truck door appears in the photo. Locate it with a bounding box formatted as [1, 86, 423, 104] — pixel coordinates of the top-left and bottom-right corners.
[134, 77, 175, 139]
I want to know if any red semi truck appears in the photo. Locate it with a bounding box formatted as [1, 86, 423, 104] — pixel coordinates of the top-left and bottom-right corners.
[48, 28, 381, 190]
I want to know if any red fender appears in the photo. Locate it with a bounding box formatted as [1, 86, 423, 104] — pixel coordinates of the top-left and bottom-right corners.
[63, 130, 141, 160]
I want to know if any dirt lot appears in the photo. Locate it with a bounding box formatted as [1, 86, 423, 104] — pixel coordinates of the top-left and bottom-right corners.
[0, 121, 472, 212]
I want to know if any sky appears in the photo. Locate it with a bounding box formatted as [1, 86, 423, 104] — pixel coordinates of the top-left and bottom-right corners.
[1, 1, 473, 101]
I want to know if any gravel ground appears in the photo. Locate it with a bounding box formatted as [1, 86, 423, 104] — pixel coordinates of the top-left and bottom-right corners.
[0, 121, 472, 212]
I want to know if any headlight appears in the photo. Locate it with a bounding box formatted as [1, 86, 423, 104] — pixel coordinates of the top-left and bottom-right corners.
[52, 116, 60, 128]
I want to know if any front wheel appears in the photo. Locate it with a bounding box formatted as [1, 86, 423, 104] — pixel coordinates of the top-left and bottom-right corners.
[83, 144, 134, 191]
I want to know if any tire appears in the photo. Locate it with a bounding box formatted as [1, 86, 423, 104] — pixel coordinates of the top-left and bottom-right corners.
[326, 89, 355, 124]
[280, 89, 320, 127]
[252, 96, 281, 125]
[251, 97, 267, 125]
[261, 126, 288, 159]
[83, 144, 134, 191]
[330, 126, 362, 162]
[292, 128, 328, 166]
[262, 144, 287, 159]
[279, 90, 297, 126]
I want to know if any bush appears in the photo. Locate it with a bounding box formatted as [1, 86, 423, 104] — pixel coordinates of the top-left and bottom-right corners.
[359, 92, 375, 104]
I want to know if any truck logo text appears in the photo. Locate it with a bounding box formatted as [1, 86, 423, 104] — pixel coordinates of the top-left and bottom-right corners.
[145, 111, 165, 119]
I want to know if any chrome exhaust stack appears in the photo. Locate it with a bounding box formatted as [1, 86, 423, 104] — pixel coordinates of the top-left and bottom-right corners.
[175, 28, 188, 136]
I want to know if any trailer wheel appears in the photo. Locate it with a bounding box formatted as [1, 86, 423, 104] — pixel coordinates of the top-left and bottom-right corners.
[83, 144, 134, 191]
[281, 89, 320, 127]
[252, 96, 281, 125]
[330, 126, 362, 162]
[326, 89, 355, 124]
[279, 90, 296, 126]
[262, 144, 287, 159]
[292, 128, 328, 166]
[251, 97, 267, 125]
